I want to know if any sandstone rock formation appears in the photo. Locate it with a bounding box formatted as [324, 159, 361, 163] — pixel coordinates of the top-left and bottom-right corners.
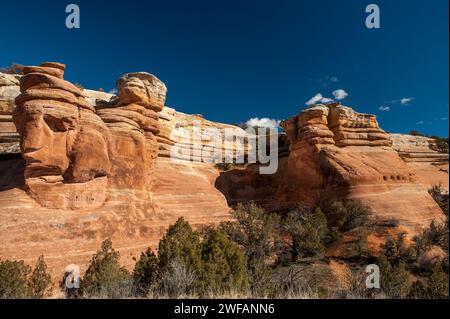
[11, 63, 167, 208]
[12, 63, 111, 209]
[0, 72, 21, 154]
[157, 106, 248, 163]
[390, 133, 449, 164]
[280, 103, 404, 200]
[218, 103, 447, 237]
[0, 64, 447, 279]
[0, 63, 233, 276]
[96, 72, 166, 193]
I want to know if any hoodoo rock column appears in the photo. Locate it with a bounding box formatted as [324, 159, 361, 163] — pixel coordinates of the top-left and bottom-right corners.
[13, 63, 167, 208]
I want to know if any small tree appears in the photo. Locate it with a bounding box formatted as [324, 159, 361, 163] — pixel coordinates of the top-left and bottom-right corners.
[425, 267, 449, 298]
[354, 228, 369, 257]
[328, 200, 370, 233]
[0, 63, 24, 74]
[132, 248, 159, 297]
[378, 255, 411, 298]
[0, 259, 31, 298]
[409, 130, 423, 136]
[381, 234, 413, 265]
[409, 267, 449, 299]
[219, 202, 279, 296]
[200, 228, 249, 294]
[281, 205, 328, 262]
[157, 217, 202, 274]
[30, 255, 52, 298]
[81, 239, 131, 298]
[428, 184, 449, 216]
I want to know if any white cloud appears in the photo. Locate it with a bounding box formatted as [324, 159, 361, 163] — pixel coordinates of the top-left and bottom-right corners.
[333, 89, 348, 100]
[416, 121, 424, 125]
[441, 117, 448, 121]
[400, 97, 414, 105]
[320, 97, 335, 103]
[306, 93, 324, 105]
[245, 117, 281, 129]
[305, 93, 335, 105]
[379, 106, 390, 112]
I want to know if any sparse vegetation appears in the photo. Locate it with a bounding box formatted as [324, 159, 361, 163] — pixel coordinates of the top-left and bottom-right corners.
[81, 239, 131, 298]
[408, 131, 449, 154]
[219, 202, 280, 296]
[132, 248, 159, 297]
[29, 255, 53, 298]
[326, 200, 370, 233]
[280, 205, 328, 262]
[0, 63, 24, 74]
[0, 260, 31, 298]
[200, 228, 249, 294]
[157, 217, 202, 275]
[74, 82, 85, 90]
[0, 255, 52, 299]
[1, 198, 447, 299]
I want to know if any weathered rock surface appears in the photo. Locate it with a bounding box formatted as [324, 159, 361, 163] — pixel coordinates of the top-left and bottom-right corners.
[0, 73, 21, 154]
[0, 65, 448, 279]
[12, 63, 111, 209]
[219, 103, 447, 238]
[10, 63, 167, 209]
[390, 133, 449, 163]
[157, 106, 248, 162]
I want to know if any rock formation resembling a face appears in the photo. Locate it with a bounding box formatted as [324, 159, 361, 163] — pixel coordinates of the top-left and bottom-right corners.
[13, 63, 167, 209]
[13, 63, 112, 209]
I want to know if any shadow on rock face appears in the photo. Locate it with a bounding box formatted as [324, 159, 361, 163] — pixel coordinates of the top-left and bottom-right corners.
[0, 154, 25, 191]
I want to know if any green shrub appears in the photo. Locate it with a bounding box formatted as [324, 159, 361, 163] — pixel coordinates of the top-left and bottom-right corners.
[219, 202, 279, 296]
[157, 217, 202, 274]
[132, 248, 159, 297]
[409, 130, 423, 136]
[0, 259, 31, 298]
[81, 239, 131, 298]
[428, 184, 449, 216]
[281, 205, 328, 262]
[0, 63, 24, 74]
[328, 200, 370, 233]
[425, 267, 449, 298]
[378, 255, 411, 298]
[381, 234, 414, 265]
[74, 82, 85, 90]
[409, 268, 449, 299]
[354, 227, 369, 257]
[424, 220, 448, 248]
[30, 255, 52, 298]
[200, 228, 249, 294]
[432, 137, 449, 154]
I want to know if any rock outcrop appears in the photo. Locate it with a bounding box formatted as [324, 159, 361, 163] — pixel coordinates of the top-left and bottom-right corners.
[96, 72, 166, 193]
[0, 72, 21, 154]
[280, 103, 405, 201]
[218, 103, 447, 237]
[11, 63, 166, 208]
[13, 63, 111, 209]
[157, 106, 248, 162]
[390, 133, 449, 163]
[0, 64, 447, 279]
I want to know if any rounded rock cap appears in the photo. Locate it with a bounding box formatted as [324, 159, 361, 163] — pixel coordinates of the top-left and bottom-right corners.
[40, 62, 66, 71]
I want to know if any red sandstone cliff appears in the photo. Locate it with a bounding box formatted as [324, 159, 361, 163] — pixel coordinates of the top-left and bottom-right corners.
[0, 64, 448, 277]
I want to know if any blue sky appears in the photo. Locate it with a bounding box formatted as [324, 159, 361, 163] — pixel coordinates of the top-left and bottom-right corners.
[0, 0, 448, 136]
